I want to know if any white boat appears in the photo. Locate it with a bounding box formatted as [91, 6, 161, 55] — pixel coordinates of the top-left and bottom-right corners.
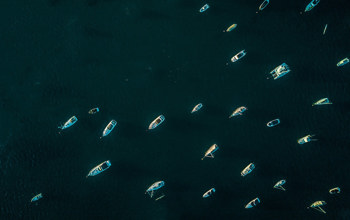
[323, 24, 328, 35]
[86, 160, 111, 177]
[225, 24, 237, 32]
[305, 0, 320, 12]
[58, 116, 78, 130]
[201, 144, 219, 160]
[267, 119, 280, 127]
[329, 187, 341, 194]
[202, 188, 215, 198]
[312, 98, 332, 106]
[258, 0, 269, 11]
[145, 181, 165, 198]
[88, 107, 100, 114]
[245, 197, 260, 209]
[101, 120, 117, 138]
[273, 180, 286, 191]
[268, 63, 290, 80]
[199, 4, 209, 13]
[231, 50, 246, 62]
[148, 115, 165, 130]
[337, 58, 349, 67]
[229, 106, 247, 118]
[241, 163, 255, 177]
[308, 201, 326, 214]
[31, 193, 43, 202]
[191, 103, 203, 113]
[297, 134, 317, 144]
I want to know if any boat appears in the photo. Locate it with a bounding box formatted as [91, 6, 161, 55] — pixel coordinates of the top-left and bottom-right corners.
[145, 181, 165, 198]
[241, 163, 255, 177]
[201, 144, 219, 160]
[225, 24, 237, 32]
[329, 187, 341, 194]
[323, 24, 327, 35]
[273, 180, 286, 191]
[31, 193, 43, 202]
[258, 0, 269, 11]
[86, 160, 111, 177]
[229, 106, 247, 118]
[199, 4, 209, 13]
[267, 119, 280, 127]
[88, 107, 100, 114]
[308, 201, 327, 214]
[231, 50, 246, 62]
[101, 120, 117, 138]
[337, 58, 349, 67]
[268, 63, 290, 80]
[312, 98, 332, 106]
[191, 103, 203, 113]
[202, 188, 215, 198]
[304, 0, 320, 12]
[297, 134, 317, 144]
[58, 116, 78, 130]
[245, 197, 260, 209]
[148, 115, 165, 130]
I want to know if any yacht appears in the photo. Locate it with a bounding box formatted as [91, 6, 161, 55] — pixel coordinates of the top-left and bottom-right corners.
[312, 98, 332, 106]
[88, 107, 100, 114]
[86, 160, 111, 177]
[245, 197, 260, 209]
[258, 0, 269, 11]
[329, 187, 340, 194]
[305, 0, 320, 12]
[199, 4, 209, 13]
[297, 135, 317, 144]
[268, 63, 290, 80]
[273, 180, 286, 191]
[308, 201, 326, 214]
[101, 120, 117, 138]
[145, 181, 165, 198]
[225, 24, 237, 32]
[202, 188, 215, 198]
[267, 119, 280, 127]
[337, 58, 349, 67]
[31, 193, 43, 202]
[191, 103, 203, 113]
[148, 115, 165, 130]
[241, 163, 255, 177]
[229, 106, 247, 118]
[58, 116, 78, 130]
[231, 50, 246, 62]
[201, 144, 219, 160]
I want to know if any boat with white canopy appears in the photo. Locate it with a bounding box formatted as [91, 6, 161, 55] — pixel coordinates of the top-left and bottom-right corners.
[145, 181, 165, 198]
[229, 106, 247, 118]
[86, 160, 111, 177]
[148, 115, 165, 130]
[308, 201, 326, 214]
[268, 63, 290, 80]
[101, 120, 117, 138]
[58, 116, 78, 131]
[297, 135, 317, 144]
[201, 144, 219, 160]
[241, 163, 255, 177]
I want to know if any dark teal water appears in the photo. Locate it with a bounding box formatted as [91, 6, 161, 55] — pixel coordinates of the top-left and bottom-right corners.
[1, 0, 350, 219]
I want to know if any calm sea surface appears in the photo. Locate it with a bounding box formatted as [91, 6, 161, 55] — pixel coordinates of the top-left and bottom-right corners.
[0, 0, 350, 219]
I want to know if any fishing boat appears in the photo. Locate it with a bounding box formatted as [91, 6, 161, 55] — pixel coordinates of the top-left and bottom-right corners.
[267, 119, 280, 127]
[199, 4, 209, 13]
[231, 50, 246, 62]
[323, 24, 328, 35]
[229, 106, 247, 118]
[297, 135, 317, 144]
[245, 197, 260, 209]
[148, 115, 165, 130]
[86, 160, 111, 177]
[202, 188, 215, 198]
[308, 201, 326, 214]
[241, 163, 255, 177]
[225, 24, 237, 32]
[337, 58, 349, 67]
[88, 107, 99, 114]
[58, 116, 78, 130]
[101, 120, 117, 138]
[268, 63, 290, 80]
[312, 98, 332, 106]
[329, 187, 341, 194]
[304, 0, 320, 12]
[273, 180, 286, 191]
[191, 103, 203, 113]
[201, 144, 219, 160]
[145, 181, 165, 198]
[258, 0, 269, 11]
[31, 193, 43, 202]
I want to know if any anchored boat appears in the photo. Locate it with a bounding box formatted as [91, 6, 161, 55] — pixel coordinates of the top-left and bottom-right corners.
[329, 187, 341, 194]
[258, 0, 269, 11]
[241, 163, 255, 177]
[225, 24, 237, 32]
[199, 4, 209, 13]
[312, 98, 332, 106]
[101, 120, 117, 138]
[229, 106, 247, 118]
[305, 0, 320, 12]
[202, 188, 215, 198]
[86, 160, 111, 177]
[245, 197, 260, 209]
[148, 115, 165, 130]
[31, 193, 43, 203]
[231, 50, 246, 62]
[267, 119, 280, 127]
[88, 107, 99, 114]
[308, 201, 326, 214]
[273, 180, 286, 191]
[58, 116, 78, 131]
[191, 103, 203, 113]
[201, 144, 219, 160]
[337, 58, 349, 67]
[145, 181, 165, 198]
[297, 135, 317, 144]
[268, 63, 290, 80]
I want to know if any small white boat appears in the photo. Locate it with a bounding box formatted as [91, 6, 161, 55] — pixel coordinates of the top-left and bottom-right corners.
[305, 0, 320, 12]
[323, 24, 328, 35]
[148, 115, 165, 130]
[202, 188, 215, 198]
[337, 58, 349, 67]
[155, 194, 165, 201]
[229, 106, 247, 118]
[268, 63, 290, 80]
[231, 50, 246, 62]
[199, 4, 209, 13]
[241, 163, 255, 177]
[308, 201, 326, 214]
[201, 144, 219, 160]
[273, 180, 286, 191]
[191, 103, 203, 113]
[225, 24, 237, 32]
[31, 193, 43, 202]
[245, 197, 260, 209]
[312, 98, 332, 106]
[267, 119, 280, 127]
[297, 134, 317, 144]
[86, 160, 111, 177]
[88, 107, 100, 114]
[145, 181, 165, 198]
[258, 0, 269, 11]
[329, 187, 341, 194]
[101, 120, 117, 138]
[58, 116, 78, 130]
